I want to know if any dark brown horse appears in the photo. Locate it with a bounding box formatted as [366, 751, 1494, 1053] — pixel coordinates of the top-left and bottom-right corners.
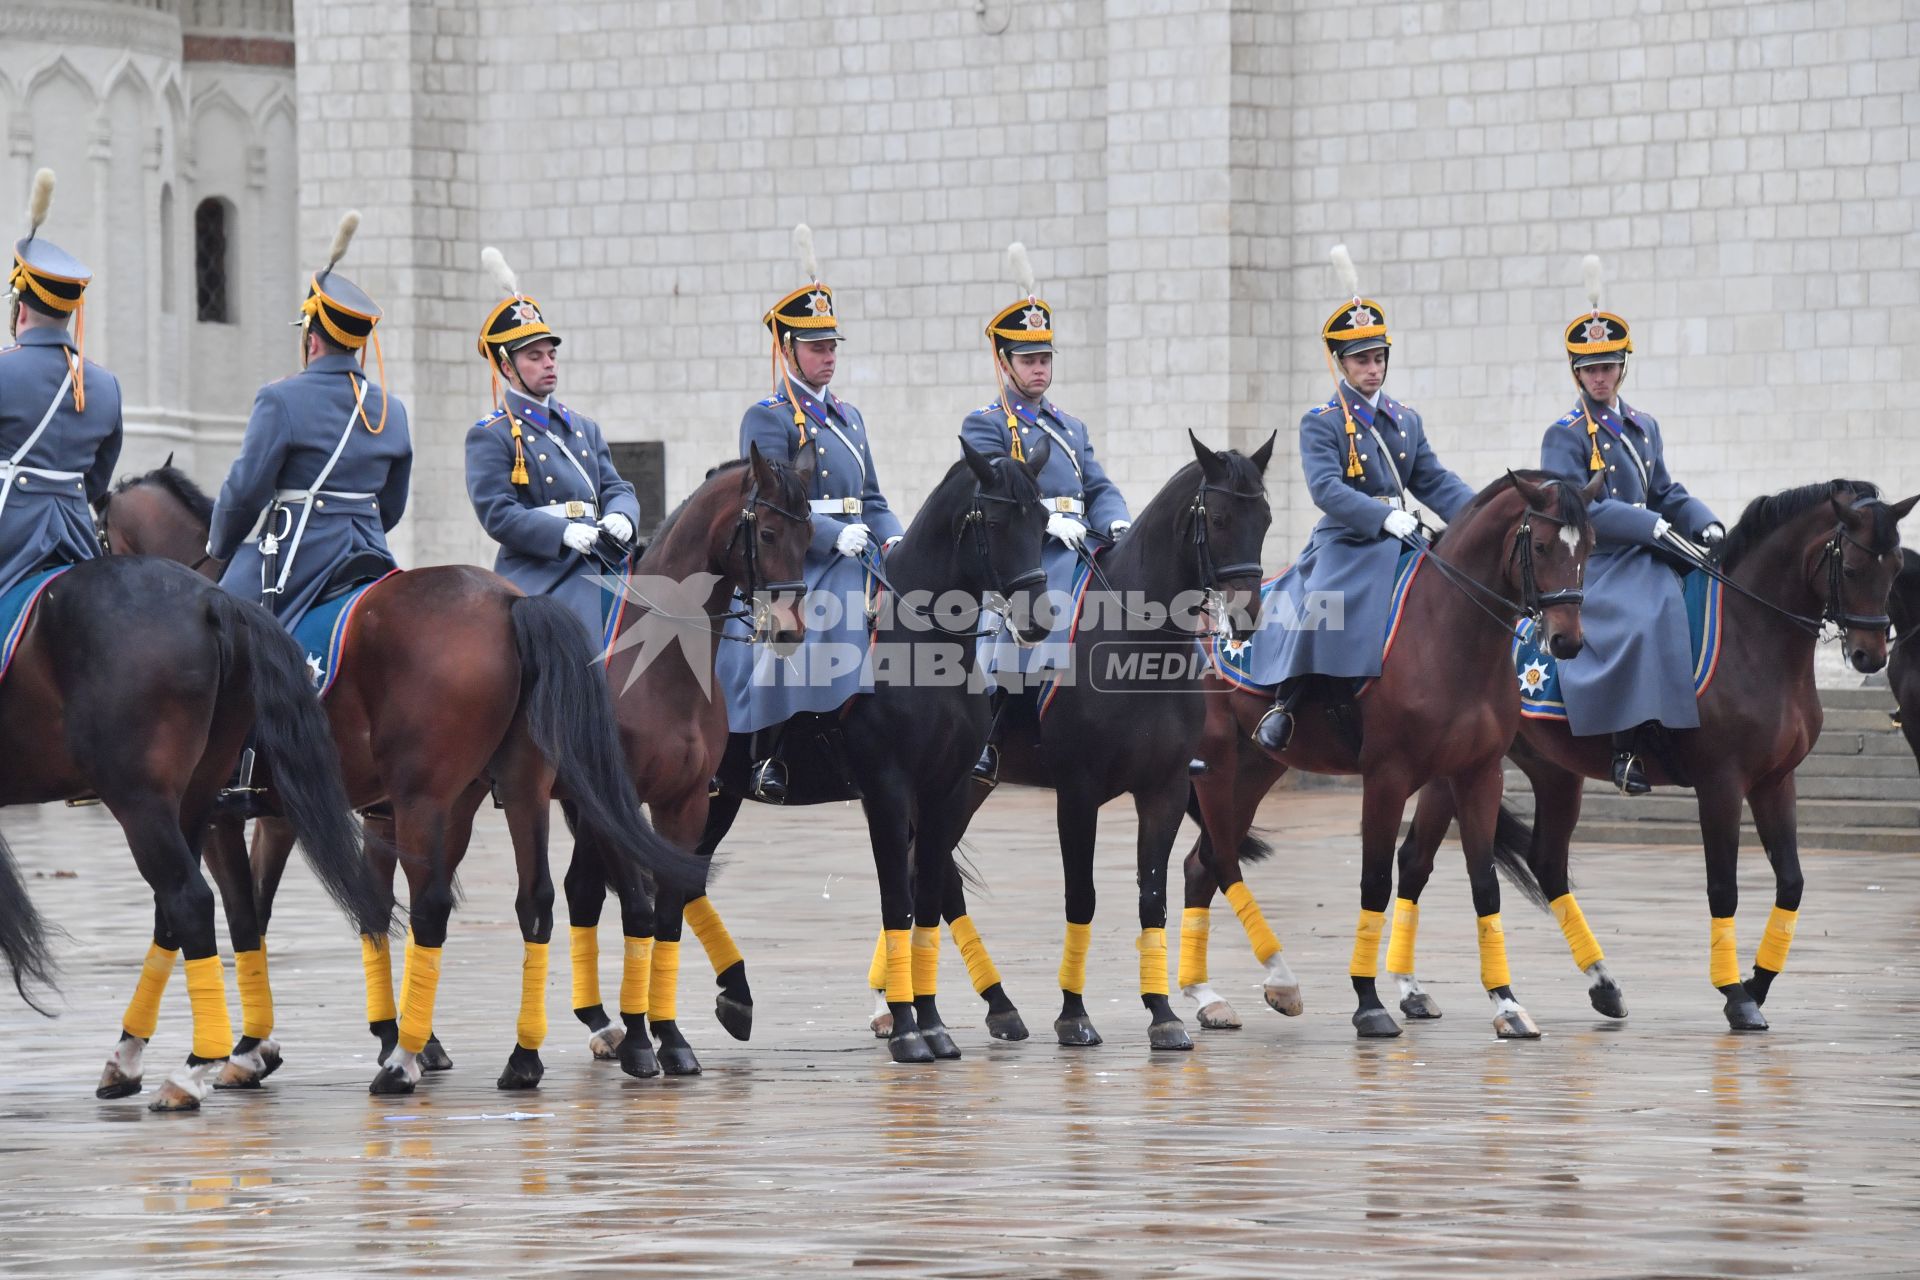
[1397, 480, 1915, 1032]
[1181, 471, 1599, 1040]
[1891, 548, 1918, 773]
[0, 554, 384, 1111]
[95, 465, 705, 1095]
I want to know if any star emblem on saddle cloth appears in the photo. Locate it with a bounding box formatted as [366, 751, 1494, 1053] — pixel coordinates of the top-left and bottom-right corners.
[1021, 306, 1048, 331]
[1518, 659, 1549, 694]
[807, 290, 832, 316]
[511, 299, 542, 326]
[1582, 317, 1612, 344]
[305, 652, 325, 688]
[1346, 304, 1375, 330]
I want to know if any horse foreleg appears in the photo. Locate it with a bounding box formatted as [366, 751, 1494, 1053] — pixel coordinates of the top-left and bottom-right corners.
[689, 790, 752, 1042]
[495, 778, 553, 1092]
[862, 777, 933, 1063]
[97, 903, 178, 1100]
[354, 813, 404, 1064]
[1212, 730, 1299, 1019]
[1053, 783, 1104, 1047]
[905, 777, 976, 1061]
[369, 801, 457, 1094]
[1744, 773, 1803, 1011]
[942, 856, 1025, 1041]
[1698, 774, 1767, 1032]
[561, 834, 621, 1058]
[204, 815, 281, 1089]
[1387, 781, 1453, 1021]
[646, 792, 715, 1076]
[603, 809, 663, 1081]
[1451, 763, 1540, 1039]
[250, 815, 297, 935]
[1133, 777, 1192, 1051]
[1350, 772, 1413, 1038]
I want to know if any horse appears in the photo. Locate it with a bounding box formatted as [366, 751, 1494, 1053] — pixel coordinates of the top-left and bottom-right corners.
[1395, 480, 1916, 1032]
[0, 553, 386, 1110]
[1181, 470, 1600, 1040]
[95, 464, 707, 1095]
[1890, 548, 1918, 773]
[557, 446, 814, 1079]
[686, 439, 1052, 1066]
[951, 433, 1278, 1051]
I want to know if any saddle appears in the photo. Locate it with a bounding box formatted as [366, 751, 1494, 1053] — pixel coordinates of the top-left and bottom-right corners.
[317, 552, 393, 605]
[723, 711, 865, 805]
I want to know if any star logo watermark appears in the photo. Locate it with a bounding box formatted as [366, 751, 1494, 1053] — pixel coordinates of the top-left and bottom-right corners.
[590, 570, 729, 696]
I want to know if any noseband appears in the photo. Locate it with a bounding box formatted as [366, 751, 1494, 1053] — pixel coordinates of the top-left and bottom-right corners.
[960, 487, 1047, 602]
[1818, 522, 1893, 633]
[726, 478, 809, 639]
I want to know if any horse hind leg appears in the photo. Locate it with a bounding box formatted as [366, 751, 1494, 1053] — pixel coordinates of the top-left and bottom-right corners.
[1388, 782, 1450, 1021]
[1052, 785, 1103, 1048]
[1743, 774, 1803, 1014]
[1517, 759, 1626, 1019]
[197, 816, 281, 1090]
[561, 828, 623, 1059]
[1451, 765, 1542, 1040]
[942, 855, 1026, 1042]
[494, 780, 553, 1092]
[690, 790, 753, 1042]
[98, 905, 178, 1099]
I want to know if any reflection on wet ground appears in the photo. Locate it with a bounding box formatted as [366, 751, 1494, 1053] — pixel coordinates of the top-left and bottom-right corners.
[1, 789, 1915, 1275]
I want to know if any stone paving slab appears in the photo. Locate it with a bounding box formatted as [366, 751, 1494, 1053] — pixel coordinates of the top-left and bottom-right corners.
[0, 788, 1915, 1277]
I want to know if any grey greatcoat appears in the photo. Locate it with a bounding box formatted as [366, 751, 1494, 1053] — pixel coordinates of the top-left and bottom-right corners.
[0, 327, 121, 596]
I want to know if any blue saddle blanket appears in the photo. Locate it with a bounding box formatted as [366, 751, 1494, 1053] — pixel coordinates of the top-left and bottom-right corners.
[1514, 568, 1723, 720]
[1206, 547, 1425, 694]
[292, 571, 396, 697]
[0, 566, 71, 685]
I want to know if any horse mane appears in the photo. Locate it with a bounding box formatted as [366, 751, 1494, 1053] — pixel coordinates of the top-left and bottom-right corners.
[1127, 450, 1268, 531]
[1719, 479, 1885, 573]
[651, 457, 767, 547]
[1441, 470, 1591, 544]
[110, 463, 213, 525]
[900, 452, 1042, 540]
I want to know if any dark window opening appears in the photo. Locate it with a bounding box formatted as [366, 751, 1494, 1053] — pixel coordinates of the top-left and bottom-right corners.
[194, 197, 231, 323]
[607, 441, 667, 545]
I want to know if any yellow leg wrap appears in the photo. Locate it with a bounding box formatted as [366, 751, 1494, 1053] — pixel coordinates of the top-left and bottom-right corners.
[397, 944, 442, 1055]
[516, 941, 549, 1050]
[948, 915, 1002, 995]
[234, 945, 273, 1041]
[123, 943, 177, 1041]
[1548, 893, 1605, 970]
[1223, 880, 1282, 964]
[882, 928, 913, 1004]
[183, 954, 234, 1061]
[1176, 907, 1210, 988]
[568, 924, 601, 1010]
[360, 935, 397, 1024]
[1755, 906, 1798, 973]
[619, 935, 654, 1019]
[1476, 912, 1512, 990]
[1136, 927, 1170, 997]
[1385, 898, 1419, 975]
[867, 930, 889, 992]
[1058, 920, 1092, 994]
[910, 925, 940, 998]
[1349, 908, 1386, 979]
[1710, 916, 1740, 988]
[649, 940, 681, 1023]
[684, 896, 743, 973]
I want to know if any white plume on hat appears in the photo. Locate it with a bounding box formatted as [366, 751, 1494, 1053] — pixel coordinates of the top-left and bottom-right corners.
[1007, 241, 1037, 298]
[794, 223, 820, 283]
[1330, 244, 1359, 300]
[481, 245, 520, 299]
[1582, 254, 1603, 313]
[25, 168, 53, 237]
[325, 209, 360, 274]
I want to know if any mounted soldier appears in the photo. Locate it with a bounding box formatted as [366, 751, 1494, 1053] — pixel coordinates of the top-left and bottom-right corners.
[1251, 245, 1477, 752]
[0, 168, 122, 597]
[207, 211, 410, 631]
[1540, 255, 1723, 794]
[466, 247, 640, 650]
[715, 224, 902, 800]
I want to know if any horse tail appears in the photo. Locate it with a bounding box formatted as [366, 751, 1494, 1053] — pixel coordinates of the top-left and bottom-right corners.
[1184, 785, 1274, 865]
[1490, 803, 1555, 912]
[508, 594, 707, 894]
[0, 825, 59, 1013]
[210, 592, 391, 935]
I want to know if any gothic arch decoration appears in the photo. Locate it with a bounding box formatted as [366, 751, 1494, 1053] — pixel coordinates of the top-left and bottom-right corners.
[21, 55, 98, 111]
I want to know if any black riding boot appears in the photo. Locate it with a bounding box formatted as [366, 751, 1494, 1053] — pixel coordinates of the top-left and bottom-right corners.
[1253, 680, 1310, 753]
[215, 743, 270, 818]
[747, 726, 787, 803]
[1610, 729, 1651, 796]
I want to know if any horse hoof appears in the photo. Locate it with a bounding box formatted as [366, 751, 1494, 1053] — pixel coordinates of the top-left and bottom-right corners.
[1148, 1020, 1193, 1051]
[985, 1009, 1030, 1041]
[1723, 997, 1769, 1033]
[869, 1009, 894, 1040]
[619, 1039, 661, 1079]
[215, 1038, 282, 1090]
[369, 1065, 416, 1096]
[888, 1031, 936, 1064]
[1589, 982, 1629, 1020]
[587, 1024, 625, 1060]
[1492, 1007, 1542, 1039]
[96, 1066, 142, 1100]
[1053, 1015, 1103, 1047]
[419, 1035, 454, 1073]
[658, 1045, 703, 1076]
[1352, 1007, 1402, 1038]
[919, 1026, 962, 1060]
[1399, 992, 1444, 1021]
[715, 995, 753, 1043]
[148, 1081, 203, 1113]
[495, 1048, 544, 1091]
[1263, 985, 1305, 1017]
[1196, 1000, 1241, 1030]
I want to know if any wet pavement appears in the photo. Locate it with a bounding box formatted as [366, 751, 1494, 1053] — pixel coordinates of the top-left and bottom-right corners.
[1, 787, 1916, 1277]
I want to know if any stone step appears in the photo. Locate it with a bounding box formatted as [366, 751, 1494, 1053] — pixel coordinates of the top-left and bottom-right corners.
[1818, 685, 1900, 711]
[1504, 791, 1920, 832]
[1504, 767, 1920, 800]
[1807, 731, 1911, 759]
[1521, 819, 1919, 854]
[1793, 752, 1917, 779]
[1819, 707, 1908, 733]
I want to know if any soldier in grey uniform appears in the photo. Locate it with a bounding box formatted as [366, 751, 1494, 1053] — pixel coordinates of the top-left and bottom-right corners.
[466, 247, 639, 650]
[0, 168, 121, 596]
[1251, 246, 1476, 752]
[715, 225, 902, 797]
[1540, 257, 1723, 794]
[207, 212, 412, 631]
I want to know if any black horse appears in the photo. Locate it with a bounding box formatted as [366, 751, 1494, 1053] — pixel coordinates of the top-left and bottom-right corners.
[684, 439, 1052, 1066]
[0, 555, 382, 1110]
[1890, 548, 1919, 774]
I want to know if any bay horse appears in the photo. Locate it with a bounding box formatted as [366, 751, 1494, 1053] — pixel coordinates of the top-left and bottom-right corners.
[95, 464, 707, 1095]
[556, 446, 813, 1079]
[0, 554, 384, 1110]
[1396, 480, 1916, 1032]
[958, 433, 1276, 1051]
[688, 439, 1052, 1066]
[1181, 470, 1599, 1040]
[1891, 548, 1918, 773]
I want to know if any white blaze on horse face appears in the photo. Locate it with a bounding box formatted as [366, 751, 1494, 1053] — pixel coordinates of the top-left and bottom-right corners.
[1560, 522, 1581, 554]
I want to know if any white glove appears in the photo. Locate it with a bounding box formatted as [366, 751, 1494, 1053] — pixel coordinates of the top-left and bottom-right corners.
[1700, 523, 1725, 544]
[1651, 517, 1672, 542]
[834, 523, 871, 557]
[1382, 509, 1419, 540]
[562, 523, 601, 555]
[1047, 513, 1088, 548]
[599, 513, 634, 544]
[1108, 519, 1132, 538]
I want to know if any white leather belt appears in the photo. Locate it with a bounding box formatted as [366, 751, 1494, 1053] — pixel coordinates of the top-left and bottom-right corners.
[273, 487, 378, 512]
[1046, 496, 1085, 515]
[810, 497, 861, 516]
[537, 500, 597, 519]
[0, 463, 84, 490]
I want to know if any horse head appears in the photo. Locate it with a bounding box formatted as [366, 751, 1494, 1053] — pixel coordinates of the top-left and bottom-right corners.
[1492, 470, 1601, 661]
[1822, 485, 1916, 673]
[960, 435, 1051, 645]
[730, 442, 814, 655]
[96, 462, 221, 577]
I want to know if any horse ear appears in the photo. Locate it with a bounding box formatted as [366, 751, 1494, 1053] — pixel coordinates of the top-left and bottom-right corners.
[162, 450, 175, 471]
[1830, 484, 1864, 528]
[1022, 432, 1052, 477]
[744, 440, 771, 491]
[1249, 431, 1276, 474]
[1188, 429, 1224, 481]
[960, 437, 997, 485]
[1507, 469, 1548, 511]
[1890, 493, 1919, 522]
[1582, 472, 1607, 503]
[789, 438, 817, 488]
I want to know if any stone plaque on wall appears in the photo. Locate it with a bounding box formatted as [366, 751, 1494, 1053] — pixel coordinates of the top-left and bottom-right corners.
[608, 441, 667, 541]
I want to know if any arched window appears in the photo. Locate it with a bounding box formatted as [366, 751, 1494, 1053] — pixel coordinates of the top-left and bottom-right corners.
[159, 185, 176, 314]
[194, 197, 232, 323]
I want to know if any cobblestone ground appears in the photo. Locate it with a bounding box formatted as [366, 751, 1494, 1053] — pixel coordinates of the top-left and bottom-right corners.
[0, 787, 1915, 1277]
